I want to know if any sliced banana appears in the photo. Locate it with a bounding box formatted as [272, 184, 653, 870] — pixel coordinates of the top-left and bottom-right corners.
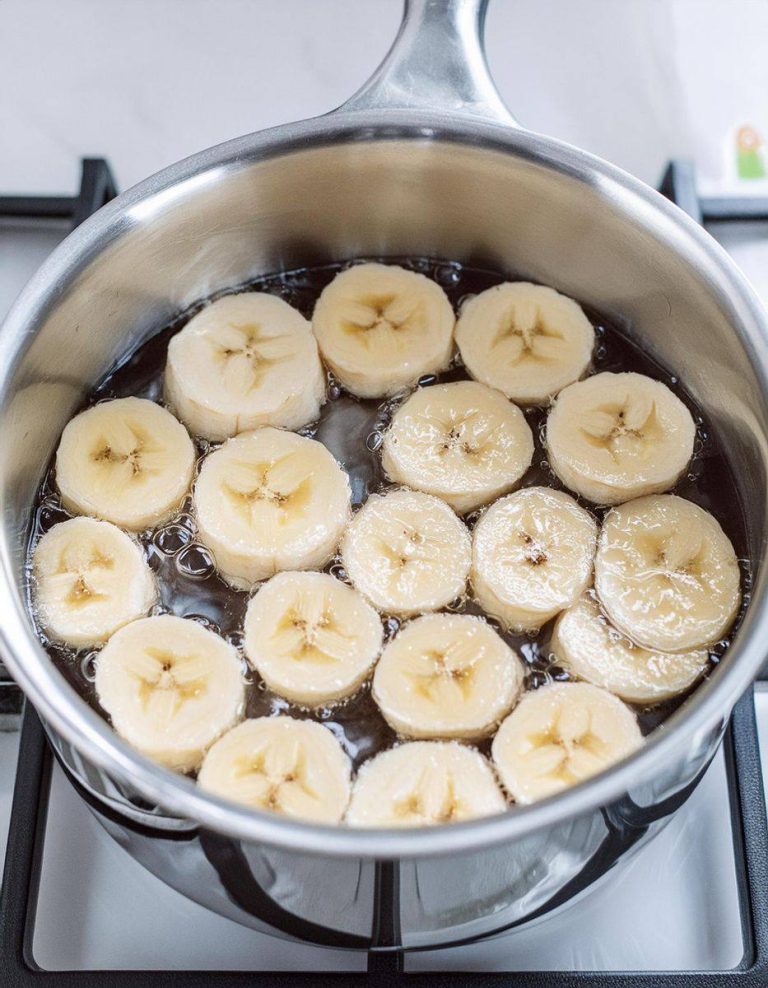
[551, 593, 709, 704]
[372, 613, 524, 740]
[194, 427, 352, 589]
[346, 742, 506, 827]
[455, 282, 594, 404]
[95, 615, 245, 773]
[243, 571, 383, 706]
[198, 716, 351, 823]
[55, 397, 196, 531]
[492, 682, 643, 804]
[341, 489, 471, 616]
[546, 372, 695, 505]
[311, 263, 455, 398]
[165, 292, 326, 441]
[595, 495, 741, 653]
[471, 487, 597, 632]
[381, 381, 534, 514]
[32, 517, 157, 648]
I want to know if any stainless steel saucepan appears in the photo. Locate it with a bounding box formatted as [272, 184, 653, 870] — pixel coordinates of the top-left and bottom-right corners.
[1, 0, 767, 951]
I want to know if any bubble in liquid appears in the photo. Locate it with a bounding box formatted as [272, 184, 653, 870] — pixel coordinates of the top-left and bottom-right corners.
[417, 374, 438, 388]
[37, 499, 70, 534]
[366, 431, 383, 452]
[325, 370, 344, 402]
[176, 543, 215, 580]
[155, 524, 193, 556]
[383, 616, 400, 640]
[80, 651, 98, 682]
[406, 256, 431, 274]
[328, 561, 349, 583]
[434, 262, 463, 287]
[595, 345, 607, 361]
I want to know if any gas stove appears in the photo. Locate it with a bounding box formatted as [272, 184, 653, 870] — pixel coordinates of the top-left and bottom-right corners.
[0, 160, 767, 986]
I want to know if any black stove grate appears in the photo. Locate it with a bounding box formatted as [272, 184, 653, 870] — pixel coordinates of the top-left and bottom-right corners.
[0, 158, 767, 986]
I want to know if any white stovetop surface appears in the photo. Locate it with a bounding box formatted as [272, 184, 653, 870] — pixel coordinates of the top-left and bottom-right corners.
[2, 0, 768, 971]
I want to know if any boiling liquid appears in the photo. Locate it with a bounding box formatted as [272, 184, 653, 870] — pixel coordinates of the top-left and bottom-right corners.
[27, 258, 752, 769]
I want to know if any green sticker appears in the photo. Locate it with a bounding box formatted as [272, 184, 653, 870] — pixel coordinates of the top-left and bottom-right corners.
[736, 125, 766, 180]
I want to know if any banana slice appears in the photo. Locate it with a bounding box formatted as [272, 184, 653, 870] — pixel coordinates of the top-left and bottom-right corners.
[492, 682, 643, 804]
[32, 517, 156, 648]
[243, 571, 383, 706]
[471, 487, 597, 632]
[546, 372, 695, 505]
[311, 263, 455, 398]
[341, 489, 471, 616]
[194, 427, 352, 589]
[165, 292, 326, 441]
[455, 282, 594, 404]
[346, 742, 506, 827]
[381, 381, 534, 514]
[198, 716, 351, 823]
[372, 613, 524, 740]
[55, 397, 196, 531]
[550, 593, 709, 704]
[95, 615, 245, 773]
[595, 494, 741, 653]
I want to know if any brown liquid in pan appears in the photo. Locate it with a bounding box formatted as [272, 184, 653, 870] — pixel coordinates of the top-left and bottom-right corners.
[26, 258, 752, 771]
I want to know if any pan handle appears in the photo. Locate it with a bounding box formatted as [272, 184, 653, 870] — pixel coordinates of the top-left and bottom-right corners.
[338, 0, 518, 126]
